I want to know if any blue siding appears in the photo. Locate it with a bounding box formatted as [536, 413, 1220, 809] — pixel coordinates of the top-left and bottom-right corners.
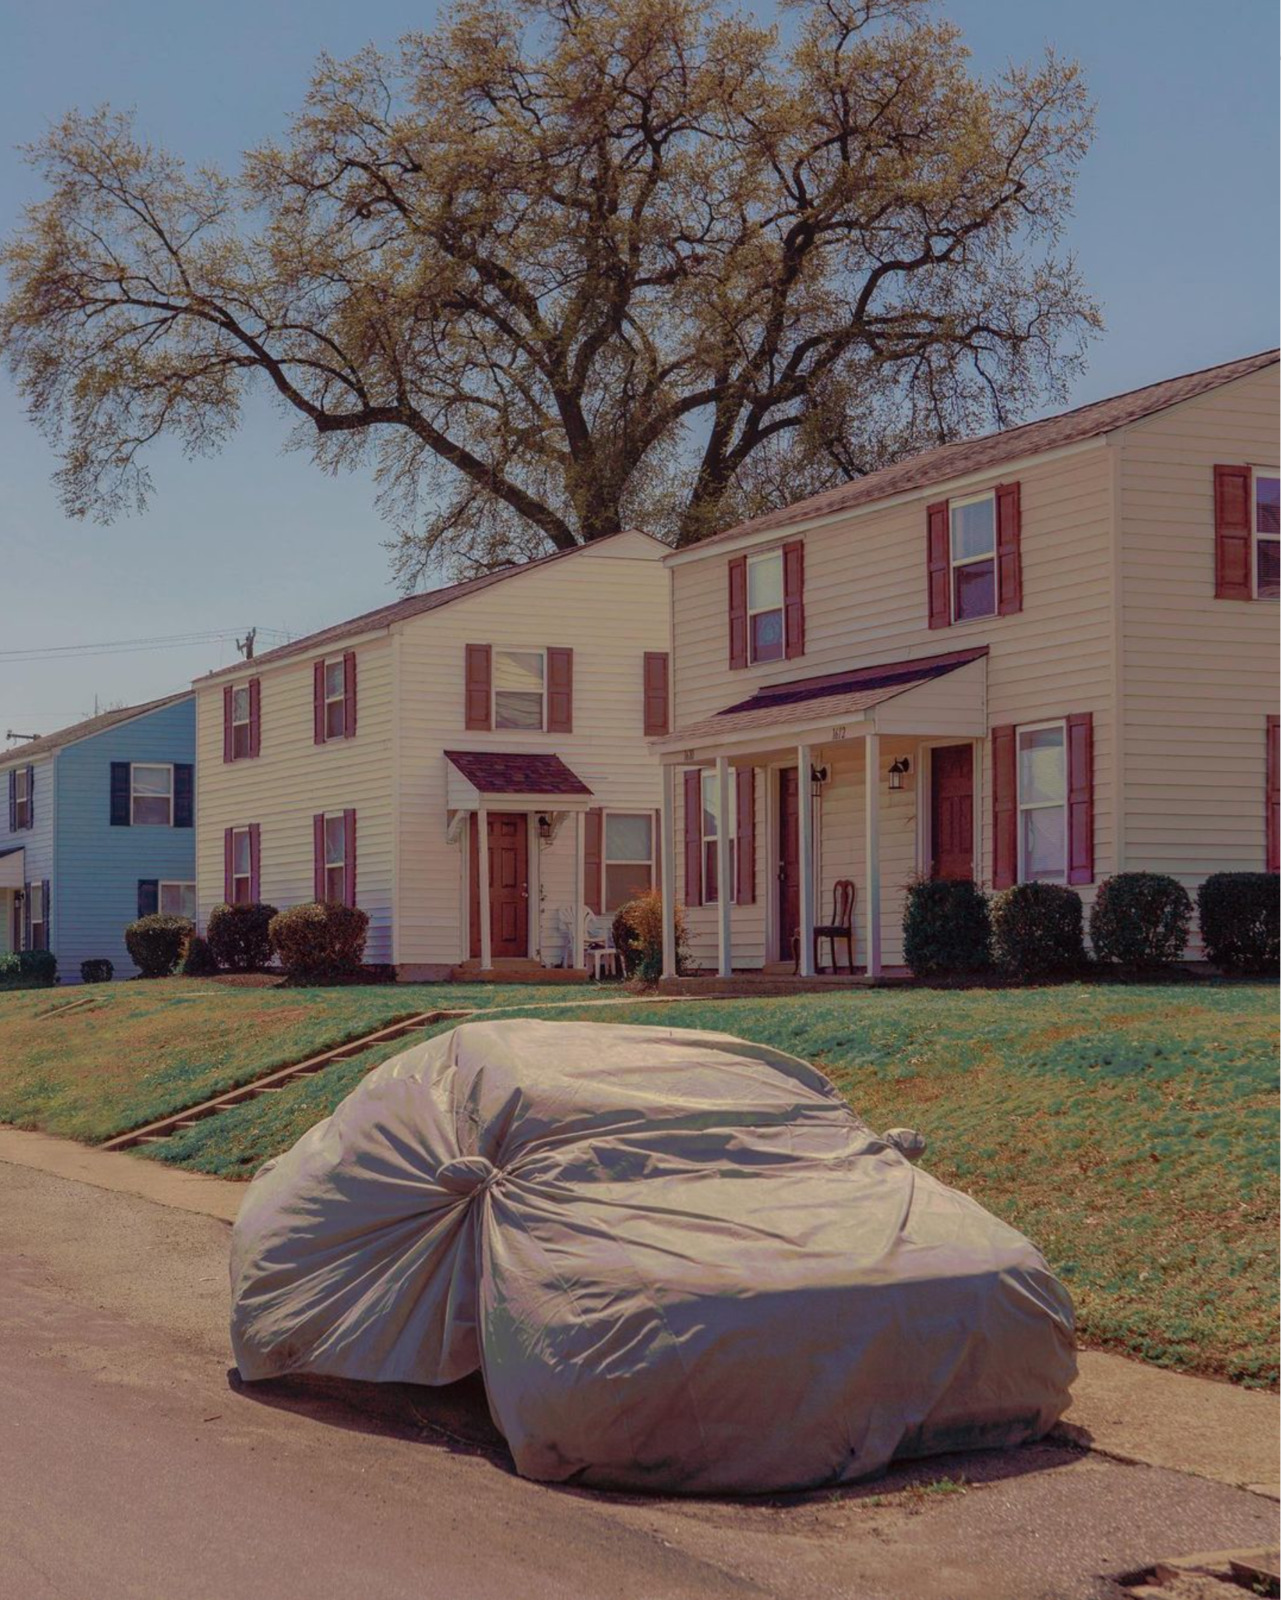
[53, 698, 196, 979]
[0, 755, 55, 955]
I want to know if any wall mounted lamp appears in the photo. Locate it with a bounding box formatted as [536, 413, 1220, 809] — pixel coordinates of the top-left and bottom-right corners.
[810, 763, 829, 797]
[888, 757, 911, 792]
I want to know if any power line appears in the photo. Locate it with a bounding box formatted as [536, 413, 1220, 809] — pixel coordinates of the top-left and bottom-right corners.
[0, 627, 291, 663]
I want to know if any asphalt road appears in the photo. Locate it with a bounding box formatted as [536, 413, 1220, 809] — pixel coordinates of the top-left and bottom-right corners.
[0, 1158, 1273, 1600]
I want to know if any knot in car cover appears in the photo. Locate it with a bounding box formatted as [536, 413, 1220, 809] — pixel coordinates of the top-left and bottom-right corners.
[436, 1154, 500, 1197]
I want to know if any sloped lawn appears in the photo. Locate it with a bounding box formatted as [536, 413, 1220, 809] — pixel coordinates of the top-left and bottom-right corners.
[147, 981, 1279, 1387]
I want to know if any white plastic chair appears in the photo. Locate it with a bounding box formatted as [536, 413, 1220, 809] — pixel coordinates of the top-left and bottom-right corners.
[584, 911, 619, 980]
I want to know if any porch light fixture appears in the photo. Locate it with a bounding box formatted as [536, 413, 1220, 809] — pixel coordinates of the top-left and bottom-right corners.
[888, 757, 911, 792]
[810, 764, 829, 797]
[537, 813, 553, 841]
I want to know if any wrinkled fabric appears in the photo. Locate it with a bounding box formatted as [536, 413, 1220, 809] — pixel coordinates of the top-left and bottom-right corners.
[230, 1018, 1075, 1493]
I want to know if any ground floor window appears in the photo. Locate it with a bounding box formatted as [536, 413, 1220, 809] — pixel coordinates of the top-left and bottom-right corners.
[701, 771, 737, 904]
[323, 812, 349, 903]
[26, 880, 47, 950]
[1017, 723, 1066, 882]
[230, 828, 254, 904]
[603, 813, 654, 912]
[159, 882, 197, 920]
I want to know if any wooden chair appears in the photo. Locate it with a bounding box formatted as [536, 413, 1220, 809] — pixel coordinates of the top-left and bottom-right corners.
[793, 879, 857, 975]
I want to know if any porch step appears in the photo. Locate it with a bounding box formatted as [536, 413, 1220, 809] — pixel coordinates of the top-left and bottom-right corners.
[450, 961, 590, 984]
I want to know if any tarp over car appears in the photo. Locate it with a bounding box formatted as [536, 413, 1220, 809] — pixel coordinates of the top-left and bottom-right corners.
[230, 1018, 1075, 1493]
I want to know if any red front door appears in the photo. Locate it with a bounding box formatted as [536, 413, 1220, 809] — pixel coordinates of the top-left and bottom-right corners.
[930, 744, 975, 880]
[469, 814, 529, 960]
[778, 767, 800, 958]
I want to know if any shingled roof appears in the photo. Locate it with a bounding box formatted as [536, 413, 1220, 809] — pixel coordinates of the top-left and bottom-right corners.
[685, 348, 1280, 553]
[0, 691, 191, 770]
[444, 750, 593, 796]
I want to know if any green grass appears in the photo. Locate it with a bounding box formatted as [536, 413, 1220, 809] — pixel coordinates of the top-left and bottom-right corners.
[0, 978, 549, 1141]
[143, 981, 1279, 1388]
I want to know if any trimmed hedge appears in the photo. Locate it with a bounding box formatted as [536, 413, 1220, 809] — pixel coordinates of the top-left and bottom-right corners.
[1196, 873, 1279, 976]
[206, 901, 277, 972]
[902, 877, 992, 978]
[1090, 872, 1192, 970]
[612, 889, 689, 982]
[181, 935, 219, 977]
[80, 959, 114, 984]
[124, 913, 193, 978]
[991, 882, 1085, 982]
[0, 949, 58, 989]
[269, 901, 369, 983]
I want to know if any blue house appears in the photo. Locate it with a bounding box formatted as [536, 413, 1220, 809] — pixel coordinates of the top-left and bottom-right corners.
[0, 693, 196, 981]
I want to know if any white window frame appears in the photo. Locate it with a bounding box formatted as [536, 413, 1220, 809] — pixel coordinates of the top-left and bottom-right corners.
[1016, 719, 1067, 885]
[700, 770, 738, 906]
[323, 659, 347, 740]
[949, 491, 998, 624]
[26, 880, 45, 951]
[492, 647, 548, 732]
[130, 762, 174, 827]
[231, 684, 252, 759]
[13, 766, 31, 830]
[323, 811, 348, 903]
[746, 549, 785, 665]
[602, 811, 656, 913]
[158, 881, 197, 920]
[1252, 465, 1280, 600]
[230, 826, 253, 905]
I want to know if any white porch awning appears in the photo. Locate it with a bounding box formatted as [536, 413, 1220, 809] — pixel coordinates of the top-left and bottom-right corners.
[0, 847, 24, 891]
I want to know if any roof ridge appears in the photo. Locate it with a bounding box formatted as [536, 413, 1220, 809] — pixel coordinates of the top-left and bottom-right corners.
[0, 689, 192, 768]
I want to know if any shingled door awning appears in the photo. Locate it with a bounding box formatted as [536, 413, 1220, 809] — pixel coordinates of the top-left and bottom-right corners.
[444, 750, 594, 808]
[0, 846, 24, 891]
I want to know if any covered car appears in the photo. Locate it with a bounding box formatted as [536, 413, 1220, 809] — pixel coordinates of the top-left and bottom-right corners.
[230, 1018, 1075, 1493]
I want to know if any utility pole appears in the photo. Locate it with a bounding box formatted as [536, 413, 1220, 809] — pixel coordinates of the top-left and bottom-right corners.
[236, 627, 257, 661]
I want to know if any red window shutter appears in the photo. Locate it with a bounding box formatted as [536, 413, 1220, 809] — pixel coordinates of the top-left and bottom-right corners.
[727, 557, 748, 669]
[643, 652, 670, 737]
[313, 661, 326, 744]
[313, 813, 326, 901]
[1267, 715, 1280, 872]
[547, 647, 573, 734]
[344, 807, 357, 908]
[683, 769, 703, 906]
[465, 644, 492, 731]
[222, 685, 234, 763]
[248, 823, 261, 903]
[783, 540, 805, 659]
[583, 807, 602, 914]
[991, 725, 1017, 889]
[1214, 464, 1252, 600]
[1066, 712, 1094, 885]
[223, 828, 234, 904]
[248, 677, 261, 758]
[995, 481, 1023, 615]
[735, 768, 756, 904]
[927, 500, 951, 629]
[343, 651, 357, 738]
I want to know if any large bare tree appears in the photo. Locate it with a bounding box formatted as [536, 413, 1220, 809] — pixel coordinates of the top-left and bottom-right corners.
[1, 0, 1098, 579]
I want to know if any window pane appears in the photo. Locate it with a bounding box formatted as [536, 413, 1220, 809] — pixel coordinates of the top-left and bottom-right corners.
[232, 686, 250, 721]
[951, 498, 995, 561]
[232, 722, 251, 759]
[701, 772, 719, 838]
[494, 692, 543, 730]
[1256, 475, 1280, 536]
[133, 796, 170, 825]
[325, 864, 346, 901]
[232, 875, 252, 905]
[1257, 537, 1280, 600]
[232, 830, 251, 874]
[605, 863, 653, 912]
[494, 650, 544, 694]
[132, 765, 171, 798]
[953, 559, 996, 621]
[1018, 726, 1065, 804]
[325, 661, 345, 698]
[605, 813, 652, 861]
[1022, 806, 1065, 882]
[750, 609, 784, 661]
[704, 840, 718, 903]
[324, 814, 346, 867]
[160, 883, 196, 919]
[747, 552, 783, 611]
[325, 699, 346, 738]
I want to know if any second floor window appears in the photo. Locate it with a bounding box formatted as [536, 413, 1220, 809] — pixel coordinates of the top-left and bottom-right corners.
[701, 771, 738, 904]
[494, 650, 545, 730]
[747, 551, 784, 663]
[230, 828, 253, 904]
[323, 660, 347, 739]
[1017, 724, 1066, 883]
[1254, 469, 1279, 599]
[231, 685, 252, 758]
[13, 766, 31, 830]
[950, 494, 997, 622]
[131, 764, 173, 826]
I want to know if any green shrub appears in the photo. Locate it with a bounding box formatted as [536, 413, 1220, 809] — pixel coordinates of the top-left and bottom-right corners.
[990, 882, 1086, 982]
[181, 935, 219, 977]
[206, 902, 277, 972]
[1196, 873, 1279, 976]
[0, 949, 58, 989]
[269, 901, 369, 983]
[1089, 873, 1192, 970]
[124, 913, 193, 978]
[901, 877, 992, 978]
[80, 959, 114, 984]
[611, 889, 689, 982]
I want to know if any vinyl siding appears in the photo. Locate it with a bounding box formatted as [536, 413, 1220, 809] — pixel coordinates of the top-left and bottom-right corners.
[1117, 366, 1279, 894]
[52, 697, 196, 978]
[0, 755, 54, 956]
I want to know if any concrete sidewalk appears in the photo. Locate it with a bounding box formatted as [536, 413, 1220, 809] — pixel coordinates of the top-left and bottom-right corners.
[1, 1123, 1276, 1501]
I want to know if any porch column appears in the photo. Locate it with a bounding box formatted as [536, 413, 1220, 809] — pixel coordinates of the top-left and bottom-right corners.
[864, 732, 882, 978]
[660, 764, 678, 979]
[572, 808, 586, 970]
[797, 743, 815, 977]
[527, 812, 541, 962]
[476, 807, 492, 971]
[715, 755, 733, 977]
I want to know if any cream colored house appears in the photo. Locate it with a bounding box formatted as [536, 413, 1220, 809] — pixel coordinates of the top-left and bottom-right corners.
[653, 350, 1280, 978]
[194, 531, 670, 977]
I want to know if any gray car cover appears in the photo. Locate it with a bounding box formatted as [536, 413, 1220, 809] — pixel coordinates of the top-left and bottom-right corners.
[230, 1018, 1075, 1493]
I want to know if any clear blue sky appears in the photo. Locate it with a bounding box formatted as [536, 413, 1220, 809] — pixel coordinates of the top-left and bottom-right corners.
[1, 0, 1276, 739]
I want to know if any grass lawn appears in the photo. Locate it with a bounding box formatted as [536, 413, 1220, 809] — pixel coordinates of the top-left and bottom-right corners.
[138, 981, 1279, 1388]
[0, 978, 547, 1142]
